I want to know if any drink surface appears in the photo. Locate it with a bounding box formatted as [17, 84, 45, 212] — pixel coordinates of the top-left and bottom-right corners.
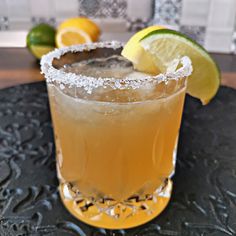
[62, 55, 135, 79]
[47, 54, 186, 228]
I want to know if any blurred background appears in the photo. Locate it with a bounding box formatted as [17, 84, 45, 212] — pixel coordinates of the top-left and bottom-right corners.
[0, 0, 235, 53]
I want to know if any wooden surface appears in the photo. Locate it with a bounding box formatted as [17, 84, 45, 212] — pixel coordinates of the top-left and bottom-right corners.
[0, 48, 236, 89]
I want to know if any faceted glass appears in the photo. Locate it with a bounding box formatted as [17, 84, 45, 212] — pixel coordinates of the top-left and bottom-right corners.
[41, 42, 192, 229]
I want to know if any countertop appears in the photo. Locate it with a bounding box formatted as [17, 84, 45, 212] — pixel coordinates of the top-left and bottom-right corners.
[0, 48, 236, 89]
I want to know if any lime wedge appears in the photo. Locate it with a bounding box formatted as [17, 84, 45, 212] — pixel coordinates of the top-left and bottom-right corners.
[139, 29, 220, 104]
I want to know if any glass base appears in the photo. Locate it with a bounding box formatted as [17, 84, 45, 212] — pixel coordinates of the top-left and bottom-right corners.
[59, 179, 172, 229]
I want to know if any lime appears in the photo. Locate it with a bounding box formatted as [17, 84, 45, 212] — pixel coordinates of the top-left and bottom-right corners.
[122, 28, 220, 104]
[27, 23, 56, 59]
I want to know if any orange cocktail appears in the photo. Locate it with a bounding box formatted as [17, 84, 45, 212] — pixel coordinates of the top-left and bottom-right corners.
[41, 42, 192, 229]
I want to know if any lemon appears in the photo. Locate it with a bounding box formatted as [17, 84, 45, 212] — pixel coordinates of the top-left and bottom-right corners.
[56, 17, 100, 48]
[27, 23, 56, 59]
[122, 28, 220, 104]
[56, 28, 92, 48]
[121, 25, 164, 75]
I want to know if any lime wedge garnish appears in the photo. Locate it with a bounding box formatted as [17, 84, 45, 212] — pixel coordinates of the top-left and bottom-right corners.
[139, 29, 220, 104]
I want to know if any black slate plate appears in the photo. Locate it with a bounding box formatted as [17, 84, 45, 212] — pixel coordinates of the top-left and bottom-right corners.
[0, 82, 236, 236]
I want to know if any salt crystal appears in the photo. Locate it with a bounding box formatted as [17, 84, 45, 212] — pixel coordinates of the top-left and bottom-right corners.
[40, 41, 193, 94]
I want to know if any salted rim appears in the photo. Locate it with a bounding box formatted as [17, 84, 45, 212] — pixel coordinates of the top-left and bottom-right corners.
[40, 41, 193, 94]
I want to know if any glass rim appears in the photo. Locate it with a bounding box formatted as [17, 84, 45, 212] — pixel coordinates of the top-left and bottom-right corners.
[40, 41, 193, 94]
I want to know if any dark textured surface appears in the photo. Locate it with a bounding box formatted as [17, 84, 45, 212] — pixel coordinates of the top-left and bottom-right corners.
[0, 82, 236, 236]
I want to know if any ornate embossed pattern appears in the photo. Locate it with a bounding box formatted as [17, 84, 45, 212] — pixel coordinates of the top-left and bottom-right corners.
[78, 0, 127, 18]
[153, 0, 182, 26]
[0, 82, 236, 235]
[0, 17, 8, 31]
[77, 0, 152, 33]
[180, 25, 206, 45]
[31, 17, 56, 27]
[126, 18, 150, 32]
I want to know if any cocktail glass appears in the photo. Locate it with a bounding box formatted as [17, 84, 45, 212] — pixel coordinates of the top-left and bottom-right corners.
[40, 41, 192, 229]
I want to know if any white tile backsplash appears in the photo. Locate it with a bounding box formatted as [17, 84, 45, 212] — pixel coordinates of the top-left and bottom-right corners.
[8, 20, 31, 31]
[98, 18, 127, 33]
[180, 0, 211, 26]
[6, 0, 30, 19]
[0, 0, 236, 53]
[126, 0, 153, 20]
[53, 0, 78, 19]
[29, 0, 55, 18]
[204, 0, 236, 53]
[207, 0, 236, 28]
[205, 28, 234, 53]
[101, 32, 133, 42]
[0, 0, 8, 17]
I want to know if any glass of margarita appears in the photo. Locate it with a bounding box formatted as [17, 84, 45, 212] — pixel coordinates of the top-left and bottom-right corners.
[41, 41, 192, 229]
